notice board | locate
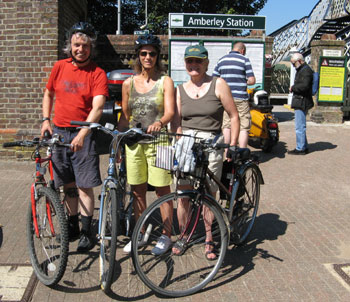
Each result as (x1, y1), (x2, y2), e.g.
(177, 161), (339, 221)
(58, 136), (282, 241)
(169, 38), (265, 88)
(318, 56), (347, 103)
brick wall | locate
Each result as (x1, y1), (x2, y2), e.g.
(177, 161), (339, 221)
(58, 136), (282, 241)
(0, 0), (86, 159)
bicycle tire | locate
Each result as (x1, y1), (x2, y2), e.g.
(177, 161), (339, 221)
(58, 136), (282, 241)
(26, 186), (68, 286)
(99, 184), (118, 292)
(132, 192), (228, 297)
(231, 164), (260, 245)
(118, 174), (134, 237)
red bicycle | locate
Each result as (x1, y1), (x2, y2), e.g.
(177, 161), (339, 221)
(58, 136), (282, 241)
(3, 133), (71, 286)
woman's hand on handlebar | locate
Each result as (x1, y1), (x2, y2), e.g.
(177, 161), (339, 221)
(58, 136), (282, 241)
(147, 121), (163, 133)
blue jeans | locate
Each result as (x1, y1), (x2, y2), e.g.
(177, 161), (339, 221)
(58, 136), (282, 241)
(294, 109), (308, 151)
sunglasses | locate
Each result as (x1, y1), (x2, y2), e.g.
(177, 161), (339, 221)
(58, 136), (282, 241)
(185, 58), (205, 64)
(140, 51), (157, 57)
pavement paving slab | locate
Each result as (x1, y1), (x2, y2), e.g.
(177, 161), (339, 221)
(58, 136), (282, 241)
(1, 106), (350, 301)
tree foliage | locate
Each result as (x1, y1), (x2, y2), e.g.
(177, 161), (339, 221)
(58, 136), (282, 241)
(87, 0), (267, 35)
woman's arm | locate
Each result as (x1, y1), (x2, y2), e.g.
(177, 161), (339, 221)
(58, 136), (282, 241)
(148, 76), (175, 132)
(118, 77), (131, 131)
(215, 78), (240, 146)
(171, 86), (182, 134)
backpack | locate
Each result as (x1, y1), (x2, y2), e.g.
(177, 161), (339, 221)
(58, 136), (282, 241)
(312, 72), (319, 96)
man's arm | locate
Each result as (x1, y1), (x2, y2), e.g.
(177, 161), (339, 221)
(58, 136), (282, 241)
(71, 94), (106, 152)
(41, 88), (54, 137)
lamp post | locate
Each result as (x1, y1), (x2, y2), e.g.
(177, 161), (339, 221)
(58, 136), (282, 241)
(140, 0), (148, 30)
(116, 0), (121, 35)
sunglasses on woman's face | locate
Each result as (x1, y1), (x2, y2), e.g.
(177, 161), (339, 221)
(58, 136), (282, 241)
(140, 51), (157, 57)
(185, 58), (204, 64)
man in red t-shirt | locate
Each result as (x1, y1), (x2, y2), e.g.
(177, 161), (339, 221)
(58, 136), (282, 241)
(41, 22), (108, 252)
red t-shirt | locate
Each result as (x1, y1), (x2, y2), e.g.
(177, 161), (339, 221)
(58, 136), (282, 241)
(46, 58), (109, 127)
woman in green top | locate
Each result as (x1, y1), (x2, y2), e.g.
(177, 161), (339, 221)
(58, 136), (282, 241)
(119, 34), (175, 255)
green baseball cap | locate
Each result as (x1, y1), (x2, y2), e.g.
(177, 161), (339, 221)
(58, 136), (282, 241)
(184, 45), (208, 59)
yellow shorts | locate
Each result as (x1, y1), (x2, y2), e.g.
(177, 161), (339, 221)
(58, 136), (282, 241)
(222, 99), (251, 131)
(125, 143), (173, 187)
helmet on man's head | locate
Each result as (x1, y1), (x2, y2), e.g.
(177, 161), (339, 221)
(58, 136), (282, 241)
(67, 22), (97, 40)
(135, 34), (162, 52)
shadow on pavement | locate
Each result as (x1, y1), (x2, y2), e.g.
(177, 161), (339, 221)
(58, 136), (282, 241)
(273, 110), (294, 123)
(308, 141), (337, 153)
(202, 213), (288, 293)
(0, 226), (2, 248)
(250, 140), (288, 163)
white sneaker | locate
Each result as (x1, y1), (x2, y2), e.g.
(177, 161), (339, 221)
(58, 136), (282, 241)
(123, 233), (147, 254)
(151, 234), (172, 256)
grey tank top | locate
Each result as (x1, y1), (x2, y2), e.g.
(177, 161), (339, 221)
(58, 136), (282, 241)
(179, 77), (224, 132)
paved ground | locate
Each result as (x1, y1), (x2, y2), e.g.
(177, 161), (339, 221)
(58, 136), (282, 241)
(1, 106), (350, 301)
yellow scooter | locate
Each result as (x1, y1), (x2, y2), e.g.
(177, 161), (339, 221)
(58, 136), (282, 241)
(248, 88), (279, 152)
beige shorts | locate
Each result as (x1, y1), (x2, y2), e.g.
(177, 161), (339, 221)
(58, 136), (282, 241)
(178, 130), (224, 193)
(222, 99), (251, 131)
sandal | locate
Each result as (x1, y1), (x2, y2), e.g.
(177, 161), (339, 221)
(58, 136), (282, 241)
(172, 238), (187, 256)
(205, 241), (217, 261)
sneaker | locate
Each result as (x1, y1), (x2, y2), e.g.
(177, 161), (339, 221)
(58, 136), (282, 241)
(287, 148), (308, 155)
(151, 234), (172, 256)
(77, 232), (94, 252)
(123, 233), (148, 254)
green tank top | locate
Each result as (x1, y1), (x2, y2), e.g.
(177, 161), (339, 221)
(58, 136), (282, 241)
(128, 75), (166, 128)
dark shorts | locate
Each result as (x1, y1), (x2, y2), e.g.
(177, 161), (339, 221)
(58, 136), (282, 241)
(51, 126), (102, 189)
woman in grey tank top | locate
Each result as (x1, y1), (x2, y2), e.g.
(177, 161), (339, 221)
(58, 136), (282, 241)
(171, 44), (240, 260)
(118, 34), (175, 255)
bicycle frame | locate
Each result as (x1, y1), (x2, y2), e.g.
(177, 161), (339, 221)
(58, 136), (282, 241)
(31, 145), (56, 238)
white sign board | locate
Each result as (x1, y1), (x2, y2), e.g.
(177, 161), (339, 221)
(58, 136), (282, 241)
(169, 39), (265, 88)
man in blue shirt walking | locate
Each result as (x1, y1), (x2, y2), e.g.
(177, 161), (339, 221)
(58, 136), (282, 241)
(213, 42), (255, 148)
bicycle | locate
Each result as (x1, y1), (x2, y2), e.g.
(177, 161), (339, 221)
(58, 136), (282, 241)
(131, 132), (264, 297)
(70, 120), (151, 293)
(2, 133), (72, 286)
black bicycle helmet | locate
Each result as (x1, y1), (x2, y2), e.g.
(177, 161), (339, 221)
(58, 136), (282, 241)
(68, 22), (97, 40)
(135, 34), (162, 51)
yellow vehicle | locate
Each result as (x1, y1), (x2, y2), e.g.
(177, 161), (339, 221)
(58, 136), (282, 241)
(248, 88), (279, 152)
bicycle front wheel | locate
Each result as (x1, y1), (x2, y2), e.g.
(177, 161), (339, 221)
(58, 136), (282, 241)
(132, 192), (228, 297)
(27, 186), (68, 286)
(231, 164), (260, 245)
(99, 184), (118, 292)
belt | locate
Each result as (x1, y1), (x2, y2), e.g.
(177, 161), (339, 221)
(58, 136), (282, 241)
(54, 126), (79, 132)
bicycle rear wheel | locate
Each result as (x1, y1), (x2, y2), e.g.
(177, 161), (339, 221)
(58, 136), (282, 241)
(231, 165), (260, 245)
(27, 186), (68, 286)
(132, 192), (228, 297)
(99, 184), (118, 292)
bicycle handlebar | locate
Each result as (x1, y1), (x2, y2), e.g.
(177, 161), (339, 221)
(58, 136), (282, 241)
(2, 134), (72, 149)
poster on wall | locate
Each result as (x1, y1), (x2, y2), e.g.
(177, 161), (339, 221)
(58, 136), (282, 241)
(318, 56), (347, 103)
(169, 39), (265, 88)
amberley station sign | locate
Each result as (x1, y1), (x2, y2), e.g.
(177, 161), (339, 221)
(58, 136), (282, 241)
(169, 13), (265, 30)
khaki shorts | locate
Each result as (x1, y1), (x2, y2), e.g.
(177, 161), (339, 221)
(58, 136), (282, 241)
(178, 130), (224, 193)
(222, 99), (251, 131)
(125, 142), (173, 187)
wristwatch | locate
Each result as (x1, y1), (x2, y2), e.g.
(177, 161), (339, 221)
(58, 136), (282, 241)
(42, 117), (50, 123)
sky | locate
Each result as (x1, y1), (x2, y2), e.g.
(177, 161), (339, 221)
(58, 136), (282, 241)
(259, 0), (321, 35)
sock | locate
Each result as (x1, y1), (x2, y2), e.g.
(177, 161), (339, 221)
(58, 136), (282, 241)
(80, 215), (92, 236)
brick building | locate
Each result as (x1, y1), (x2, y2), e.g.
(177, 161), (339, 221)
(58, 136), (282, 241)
(0, 0), (87, 159)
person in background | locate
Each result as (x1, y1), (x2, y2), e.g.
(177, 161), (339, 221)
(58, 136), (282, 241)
(171, 44), (239, 260)
(118, 34), (175, 255)
(213, 41), (255, 148)
(41, 22), (109, 252)
(288, 52), (314, 155)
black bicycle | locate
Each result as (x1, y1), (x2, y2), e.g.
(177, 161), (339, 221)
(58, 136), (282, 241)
(70, 120), (150, 293)
(3, 133), (71, 286)
(131, 132), (264, 297)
